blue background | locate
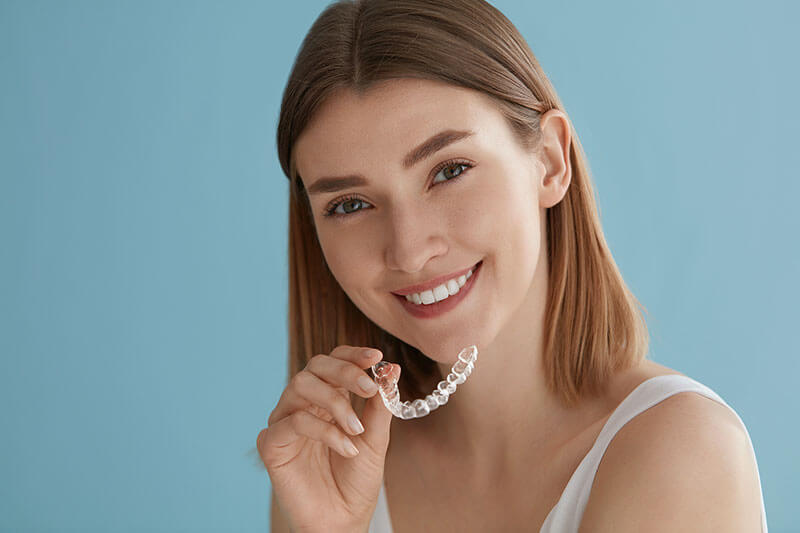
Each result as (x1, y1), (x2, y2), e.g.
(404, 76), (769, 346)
(1, 0), (797, 531)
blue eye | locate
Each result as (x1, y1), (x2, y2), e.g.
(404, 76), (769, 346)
(322, 159), (473, 218)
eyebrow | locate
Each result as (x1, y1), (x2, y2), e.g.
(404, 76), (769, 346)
(305, 128), (475, 196)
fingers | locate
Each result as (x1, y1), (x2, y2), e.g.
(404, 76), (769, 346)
(267, 347), (385, 439)
(259, 411), (360, 468)
(308, 349), (381, 399)
(293, 371), (369, 437)
(328, 345), (383, 371)
(258, 353), (400, 471)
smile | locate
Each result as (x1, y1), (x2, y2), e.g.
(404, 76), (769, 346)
(392, 260), (482, 319)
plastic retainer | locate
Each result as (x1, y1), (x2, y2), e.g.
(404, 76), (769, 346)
(370, 344), (478, 419)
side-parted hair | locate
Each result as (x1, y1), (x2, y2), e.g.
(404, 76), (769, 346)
(275, 0), (649, 410)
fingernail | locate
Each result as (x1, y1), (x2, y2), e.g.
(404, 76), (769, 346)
(358, 375), (378, 394)
(364, 349), (381, 359)
(348, 413), (365, 435)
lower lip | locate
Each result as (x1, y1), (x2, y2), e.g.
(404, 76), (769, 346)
(393, 260), (483, 319)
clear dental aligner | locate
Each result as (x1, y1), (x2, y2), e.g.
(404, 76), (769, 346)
(370, 345), (478, 419)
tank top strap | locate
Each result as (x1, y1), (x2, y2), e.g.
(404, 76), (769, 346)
(369, 479), (393, 532)
(540, 374), (768, 532)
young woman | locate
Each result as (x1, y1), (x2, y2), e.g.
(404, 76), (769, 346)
(256, 1), (768, 531)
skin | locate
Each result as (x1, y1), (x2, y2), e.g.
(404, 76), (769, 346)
(290, 77), (764, 531)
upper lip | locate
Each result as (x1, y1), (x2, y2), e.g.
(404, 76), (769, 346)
(391, 261), (480, 296)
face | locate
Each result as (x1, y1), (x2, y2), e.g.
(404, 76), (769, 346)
(293, 77), (569, 364)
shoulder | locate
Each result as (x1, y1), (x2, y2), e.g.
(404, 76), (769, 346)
(578, 389), (763, 533)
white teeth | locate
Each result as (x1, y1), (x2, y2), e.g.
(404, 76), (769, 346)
(432, 285), (449, 302)
(446, 279), (460, 295)
(404, 264), (478, 305)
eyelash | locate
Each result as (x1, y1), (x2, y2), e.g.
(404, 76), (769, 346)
(322, 158), (474, 219)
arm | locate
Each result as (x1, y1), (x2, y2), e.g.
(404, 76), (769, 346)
(271, 489), (292, 533)
(578, 392), (763, 532)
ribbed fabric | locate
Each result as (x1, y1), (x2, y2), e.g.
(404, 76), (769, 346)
(369, 374), (768, 532)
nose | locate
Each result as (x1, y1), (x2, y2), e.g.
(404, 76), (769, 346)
(383, 203), (448, 273)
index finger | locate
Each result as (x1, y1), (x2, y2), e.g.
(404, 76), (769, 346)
(328, 345), (383, 369)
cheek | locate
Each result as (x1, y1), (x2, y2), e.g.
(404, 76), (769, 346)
(316, 228), (373, 292)
(460, 171), (539, 252)
(504, 191), (541, 262)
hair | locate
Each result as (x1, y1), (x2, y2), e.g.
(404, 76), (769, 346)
(274, 0), (650, 413)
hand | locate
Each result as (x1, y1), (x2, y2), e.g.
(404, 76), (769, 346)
(256, 345), (400, 533)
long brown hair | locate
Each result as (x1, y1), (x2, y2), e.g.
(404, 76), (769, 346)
(275, 0), (649, 411)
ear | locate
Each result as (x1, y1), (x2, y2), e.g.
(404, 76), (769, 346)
(536, 109), (573, 209)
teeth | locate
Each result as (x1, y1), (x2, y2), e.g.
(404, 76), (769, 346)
(404, 264), (477, 305)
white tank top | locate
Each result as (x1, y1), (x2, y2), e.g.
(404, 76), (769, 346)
(368, 374), (768, 532)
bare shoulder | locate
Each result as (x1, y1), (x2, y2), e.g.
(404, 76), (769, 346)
(578, 387), (763, 533)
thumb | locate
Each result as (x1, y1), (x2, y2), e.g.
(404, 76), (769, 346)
(359, 363), (400, 454)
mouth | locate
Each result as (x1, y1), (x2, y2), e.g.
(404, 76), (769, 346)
(392, 260), (483, 319)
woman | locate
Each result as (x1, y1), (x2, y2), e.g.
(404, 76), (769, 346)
(256, 0), (768, 531)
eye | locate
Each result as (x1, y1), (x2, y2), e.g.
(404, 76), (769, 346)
(322, 193), (365, 218)
(322, 159), (474, 219)
(431, 160), (469, 185)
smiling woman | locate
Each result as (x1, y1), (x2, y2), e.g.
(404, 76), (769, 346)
(254, 1), (769, 532)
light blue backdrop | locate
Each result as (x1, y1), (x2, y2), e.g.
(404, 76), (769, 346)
(1, 0), (797, 531)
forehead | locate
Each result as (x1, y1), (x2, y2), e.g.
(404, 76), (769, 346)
(293, 78), (506, 181)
